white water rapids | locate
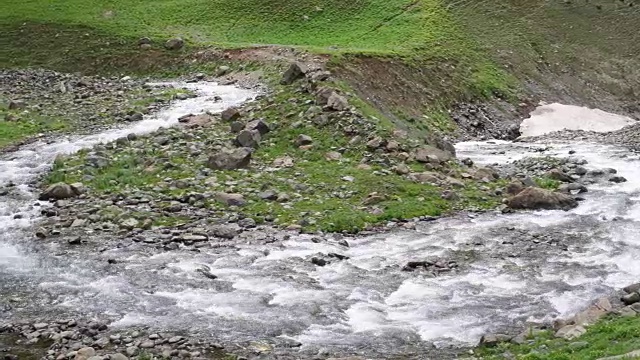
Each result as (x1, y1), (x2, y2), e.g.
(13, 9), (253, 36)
(1, 88), (640, 358)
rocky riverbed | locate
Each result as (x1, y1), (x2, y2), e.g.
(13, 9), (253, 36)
(2, 68), (640, 360)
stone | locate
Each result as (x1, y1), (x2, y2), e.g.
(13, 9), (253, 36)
(273, 156), (294, 167)
(555, 325), (586, 340)
(280, 62), (306, 85)
(245, 119), (270, 135)
(315, 87), (335, 105)
(479, 333), (512, 347)
(75, 347), (96, 360)
(8, 100), (26, 110)
(295, 134), (313, 146)
(168, 336), (183, 344)
(548, 169), (574, 182)
(622, 292), (640, 305)
(139, 340), (155, 348)
(558, 183), (588, 194)
(325, 151), (342, 161)
(573, 304), (608, 326)
(138, 37), (152, 45)
(230, 121), (245, 133)
(178, 113), (214, 127)
(326, 92), (349, 111)
(624, 283), (640, 294)
(39, 183), (80, 200)
(217, 65), (231, 76)
(164, 37), (184, 50)
(125, 347), (138, 356)
(410, 172), (441, 184)
(258, 190), (278, 201)
(392, 163), (411, 175)
(207, 148), (252, 170)
(311, 257), (327, 266)
(110, 354), (128, 360)
(93, 337), (110, 348)
(234, 130), (261, 148)
(609, 176), (628, 183)
(619, 306), (637, 317)
(506, 181), (525, 196)
(214, 192), (246, 206)
(238, 218), (257, 228)
(120, 218), (139, 230)
(366, 137), (385, 150)
(221, 107), (241, 122)
(210, 225), (239, 239)
(506, 187), (578, 210)
(595, 297), (613, 311)
(414, 145), (454, 163)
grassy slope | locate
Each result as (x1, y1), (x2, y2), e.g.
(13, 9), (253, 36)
(2, 0), (463, 54)
(477, 315), (640, 360)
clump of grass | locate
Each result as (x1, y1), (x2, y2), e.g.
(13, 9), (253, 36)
(476, 315), (640, 360)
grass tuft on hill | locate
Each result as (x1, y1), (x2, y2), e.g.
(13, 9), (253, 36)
(477, 315), (640, 360)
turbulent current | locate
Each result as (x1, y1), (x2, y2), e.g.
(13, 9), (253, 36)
(1, 87), (640, 358)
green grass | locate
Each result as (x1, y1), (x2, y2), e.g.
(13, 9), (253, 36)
(0, 108), (66, 148)
(2, 0), (466, 54)
(45, 79), (505, 233)
(477, 315), (640, 360)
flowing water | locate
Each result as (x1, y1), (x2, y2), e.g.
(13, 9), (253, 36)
(1, 90), (640, 358)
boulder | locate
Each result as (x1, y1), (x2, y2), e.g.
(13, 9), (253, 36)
(555, 325), (586, 340)
(327, 92), (349, 111)
(138, 37), (152, 45)
(177, 113), (214, 127)
(206, 148), (252, 170)
(75, 347), (96, 360)
(234, 130), (261, 148)
(210, 224), (239, 239)
(315, 87), (335, 105)
(214, 192), (246, 206)
(280, 62), (306, 85)
(164, 37), (184, 50)
(505, 181), (525, 196)
(8, 100), (26, 110)
(506, 187), (578, 210)
(410, 171), (442, 184)
(230, 121), (245, 133)
(548, 169), (574, 183)
(221, 107), (241, 122)
(558, 183), (588, 194)
(622, 292), (640, 305)
(295, 134), (313, 146)
(414, 145), (454, 163)
(39, 183), (82, 200)
(479, 333), (512, 347)
(245, 119), (270, 135)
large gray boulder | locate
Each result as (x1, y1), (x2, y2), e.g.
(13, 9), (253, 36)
(414, 145), (455, 163)
(506, 187), (578, 210)
(206, 148), (252, 170)
(280, 63), (306, 85)
(39, 182), (83, 200)
(234, 130), (261, 148)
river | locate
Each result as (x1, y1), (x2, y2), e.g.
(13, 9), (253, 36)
(1, 86), (639, 358)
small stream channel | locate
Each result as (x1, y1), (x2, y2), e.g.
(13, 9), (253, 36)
(1, 87), (640, 358)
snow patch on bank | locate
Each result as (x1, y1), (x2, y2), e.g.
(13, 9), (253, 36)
(520, 103), (635, 137)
